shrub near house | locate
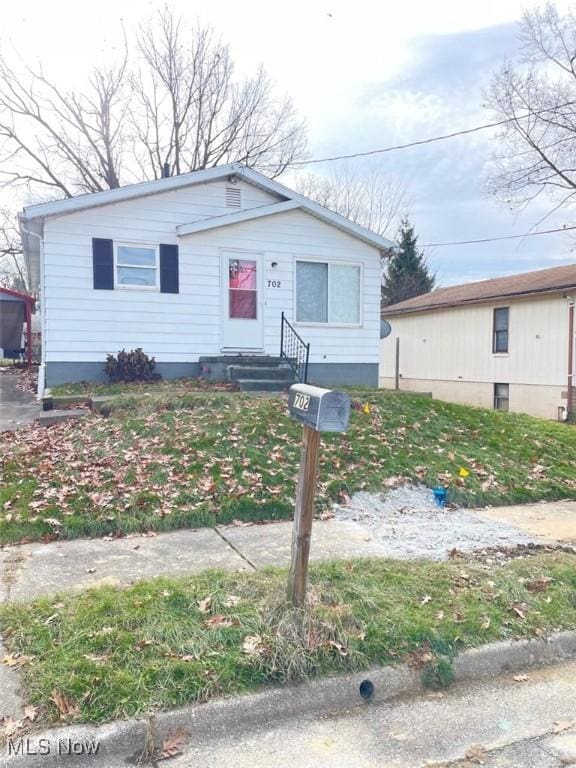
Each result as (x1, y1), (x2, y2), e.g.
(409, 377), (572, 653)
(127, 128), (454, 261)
(104, 349), (161, 383)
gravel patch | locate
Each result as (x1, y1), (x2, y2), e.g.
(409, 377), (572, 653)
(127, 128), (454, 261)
(332, 485), (546, 560)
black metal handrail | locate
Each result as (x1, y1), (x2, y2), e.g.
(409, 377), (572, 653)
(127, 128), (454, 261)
(280, 312), (310, 383)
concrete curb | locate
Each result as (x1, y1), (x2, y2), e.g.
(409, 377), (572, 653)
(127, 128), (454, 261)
(3, 630), (576, 766)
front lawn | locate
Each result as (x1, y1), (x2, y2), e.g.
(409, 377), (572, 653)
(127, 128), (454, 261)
(1, 553), (575, 726)
(1, 388), (576, 544)
(51, 377), (237, 396)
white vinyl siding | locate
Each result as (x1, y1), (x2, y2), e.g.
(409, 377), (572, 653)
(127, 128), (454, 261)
(42, 182), (382, 367)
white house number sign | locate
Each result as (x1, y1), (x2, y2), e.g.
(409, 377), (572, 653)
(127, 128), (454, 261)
(292, 392), (311, 412)
(267, 280), (282, 288)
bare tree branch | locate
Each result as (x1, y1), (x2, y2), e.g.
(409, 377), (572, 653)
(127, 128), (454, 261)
(486, 3), (576, 213)
(294, 164), (407, 237)
(0, 208), (28, 292)
(132, 8), (307, 179)
(0, 9), (307, 201)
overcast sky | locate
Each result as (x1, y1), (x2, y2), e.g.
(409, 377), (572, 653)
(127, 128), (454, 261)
(3, 0), (576, 286)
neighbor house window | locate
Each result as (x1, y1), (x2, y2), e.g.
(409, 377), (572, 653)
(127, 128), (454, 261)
(493, 307), (509, 353)
(115, 244), (158, 288)
(296, 261), (361, 324)
(494, 383), (509, 411)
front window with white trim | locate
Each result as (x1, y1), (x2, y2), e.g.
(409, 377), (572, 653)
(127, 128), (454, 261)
(296, 261), (361, 324)
(115, 244), (158, 288)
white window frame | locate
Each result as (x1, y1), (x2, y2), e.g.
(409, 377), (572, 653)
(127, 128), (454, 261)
(114, 242), (160, 291)
(294, 258), (363, 327)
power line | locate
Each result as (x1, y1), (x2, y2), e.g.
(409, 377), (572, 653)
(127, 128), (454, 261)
(285, 100), (576, 167)
(422, 224), (576, 248)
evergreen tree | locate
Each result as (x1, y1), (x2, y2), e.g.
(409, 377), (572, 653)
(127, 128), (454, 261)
(382, 219), (435, 306)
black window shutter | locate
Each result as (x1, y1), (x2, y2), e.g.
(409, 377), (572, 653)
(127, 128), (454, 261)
(92, 238), (114, 290)
(160, 244), (179, 294)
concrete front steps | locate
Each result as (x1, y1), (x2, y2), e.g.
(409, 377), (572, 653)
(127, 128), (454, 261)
(39, 393), (91, 426)
(199, 355), (295, 392)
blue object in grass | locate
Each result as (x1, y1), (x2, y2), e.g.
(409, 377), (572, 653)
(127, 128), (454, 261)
(433, 487), (447, 507)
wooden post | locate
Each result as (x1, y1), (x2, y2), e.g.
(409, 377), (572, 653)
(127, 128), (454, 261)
(287, 425), (321, 607)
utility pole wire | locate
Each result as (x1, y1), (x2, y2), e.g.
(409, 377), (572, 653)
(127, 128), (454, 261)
(421, 224), (576, 248)
(273, 100), (576, 168)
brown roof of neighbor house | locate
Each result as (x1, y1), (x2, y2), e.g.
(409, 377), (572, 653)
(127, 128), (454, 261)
(382, 262), (576, 316)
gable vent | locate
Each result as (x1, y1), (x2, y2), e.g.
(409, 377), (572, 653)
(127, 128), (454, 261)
(226, 186), (241, 208)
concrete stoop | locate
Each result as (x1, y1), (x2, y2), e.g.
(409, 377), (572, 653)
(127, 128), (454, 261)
(38, 390), (91, 427)
(2, 631), (576, 767)
(199, 355), (295, 392)
(37, 408), (89, 427)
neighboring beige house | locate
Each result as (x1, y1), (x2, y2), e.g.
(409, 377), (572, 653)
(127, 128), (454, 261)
(380, 263), (576, 421)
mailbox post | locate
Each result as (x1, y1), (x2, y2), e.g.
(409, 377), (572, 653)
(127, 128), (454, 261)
(286, 384), (351, 607)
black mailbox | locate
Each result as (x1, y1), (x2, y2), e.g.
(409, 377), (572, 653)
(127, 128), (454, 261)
(288, 384), (351, 433)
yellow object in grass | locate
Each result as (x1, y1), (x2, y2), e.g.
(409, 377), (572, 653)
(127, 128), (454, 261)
(458, 467), (470, 478)
(362, 403), (371, 414)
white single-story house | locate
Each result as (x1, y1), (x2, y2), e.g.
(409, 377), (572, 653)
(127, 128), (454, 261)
(19, 163), (394, 393)
(380, 264), (576, 421)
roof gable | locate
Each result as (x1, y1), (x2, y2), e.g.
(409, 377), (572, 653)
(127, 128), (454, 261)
(20, 163), (395, 252)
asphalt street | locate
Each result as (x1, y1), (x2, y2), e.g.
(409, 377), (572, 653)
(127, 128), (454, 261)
(163, 661), (576, 768)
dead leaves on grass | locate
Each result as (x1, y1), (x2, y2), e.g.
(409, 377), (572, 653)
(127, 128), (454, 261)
(0, 705), (39, 738)
(0, 398), (291, 533)
(2, 653), (33, 668)
(526, 576), (553, 593)
(50, 690), (79, 719)
(197, 596), (212, 613)
(3, 389), (576, 543)
(242, 635), (265, 657)
(203, 614), (238, 629)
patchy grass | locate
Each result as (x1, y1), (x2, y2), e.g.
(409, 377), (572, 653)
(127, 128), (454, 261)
(51, 377), (238, 396)
(1, 553), (575, 727)
(1, 389), (576, 544)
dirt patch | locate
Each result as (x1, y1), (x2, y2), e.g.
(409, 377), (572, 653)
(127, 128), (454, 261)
(332, 485), (555, 561)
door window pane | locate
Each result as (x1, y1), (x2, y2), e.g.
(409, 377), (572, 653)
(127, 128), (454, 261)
(330, 265), (360, 323)
(296, 262), (328, 322)
(229, 260), (256, 289)
(229, 259), (257, 319)
(230, 290), (257, 319)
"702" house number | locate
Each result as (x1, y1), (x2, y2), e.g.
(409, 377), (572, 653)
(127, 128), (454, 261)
(292, 392), (311, 411)
(267, 280), (282, 288)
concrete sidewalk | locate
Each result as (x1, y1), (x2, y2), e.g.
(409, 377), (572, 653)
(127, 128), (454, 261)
(2, 501), (575, 605)
(478, 500), (576, 542)
(0, 371), (39, 432)
(0, 520), (386, 604)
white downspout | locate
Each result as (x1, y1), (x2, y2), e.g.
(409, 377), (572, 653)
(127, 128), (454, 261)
(20, 224), (46, 400)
